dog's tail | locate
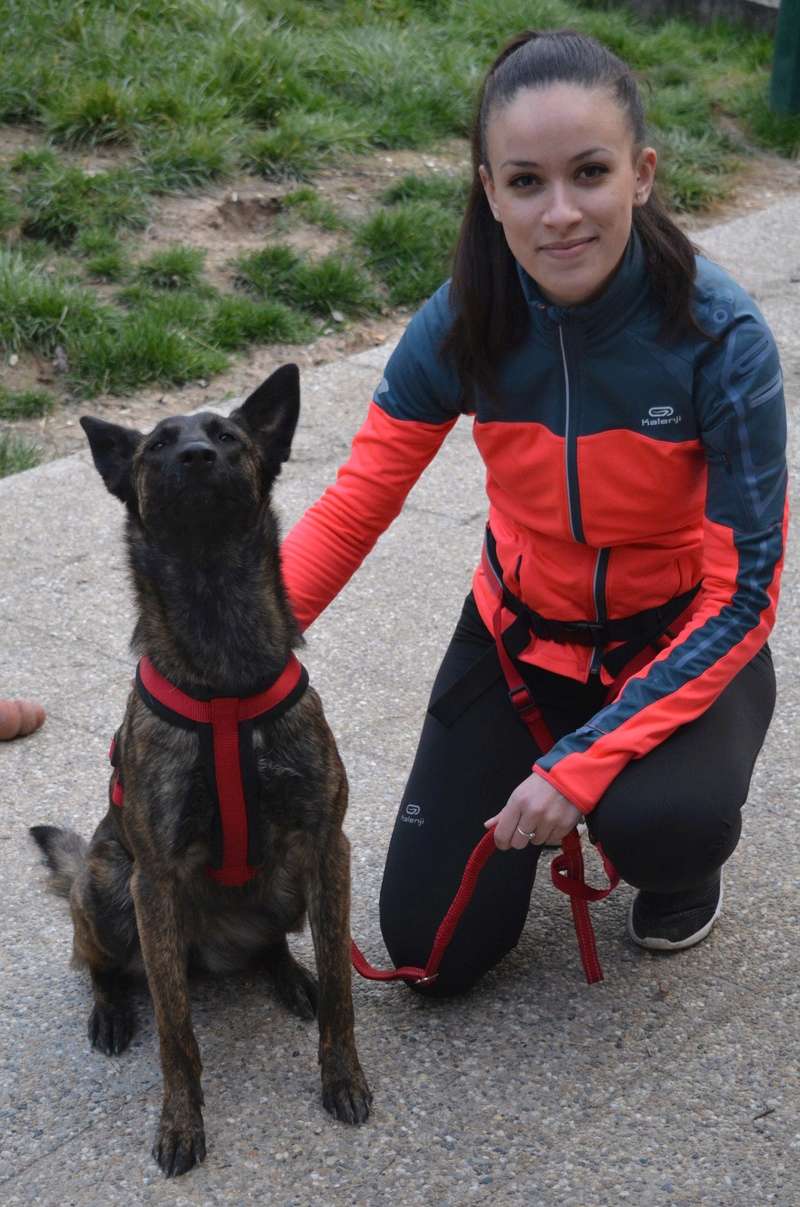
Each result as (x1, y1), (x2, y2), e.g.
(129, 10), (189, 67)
(30, 825), (87, 897)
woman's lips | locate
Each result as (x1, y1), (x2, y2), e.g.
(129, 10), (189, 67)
(540, 237), (596, 259)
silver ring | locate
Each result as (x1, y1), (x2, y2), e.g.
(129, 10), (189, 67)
(516, 825), (536, 840)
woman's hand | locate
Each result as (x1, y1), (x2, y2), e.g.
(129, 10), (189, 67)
(485, 771), (581, 850)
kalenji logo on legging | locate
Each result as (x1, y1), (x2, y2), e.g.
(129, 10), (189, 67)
(401, 803), (425, 826)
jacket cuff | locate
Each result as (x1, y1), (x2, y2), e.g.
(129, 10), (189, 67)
(531, 764), (594, 816)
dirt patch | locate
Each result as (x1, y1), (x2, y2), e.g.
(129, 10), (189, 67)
(133, 140), (470, 288)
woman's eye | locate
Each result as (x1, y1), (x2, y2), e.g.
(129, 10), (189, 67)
(510, 174), (538, 189)
(578, 164), (608, 181)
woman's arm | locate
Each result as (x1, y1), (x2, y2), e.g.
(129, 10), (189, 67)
(281, 283), (463, 630)
(534, 311), (788, 814)
(281, 402), (456, 629)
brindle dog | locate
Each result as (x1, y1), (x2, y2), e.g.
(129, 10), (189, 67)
(30, 364), (371, 1177)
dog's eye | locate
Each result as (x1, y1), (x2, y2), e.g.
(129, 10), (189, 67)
(217, 431), (236, 443)
(148, 440), (166, 452)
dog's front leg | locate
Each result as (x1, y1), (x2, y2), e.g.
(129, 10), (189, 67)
(131, 868), (206, 1176)
(307, 826), (372, 1125)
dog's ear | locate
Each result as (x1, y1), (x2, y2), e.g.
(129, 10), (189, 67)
(80, 416), (143, 504)
(230, 364), (300, 476)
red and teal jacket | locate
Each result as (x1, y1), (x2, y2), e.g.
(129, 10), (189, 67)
(281, 232), (788, 814)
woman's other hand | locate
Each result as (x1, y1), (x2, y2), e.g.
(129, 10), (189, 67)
(485, 771), (581, 849)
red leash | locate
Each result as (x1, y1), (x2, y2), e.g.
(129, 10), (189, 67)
(351, 531), (638, 987)
(352, 596), (620, 987)
(351, 828), (498, 986)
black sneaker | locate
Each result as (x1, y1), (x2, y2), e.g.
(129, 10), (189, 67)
(627, 873), (723, 951)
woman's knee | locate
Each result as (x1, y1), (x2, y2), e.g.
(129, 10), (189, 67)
(590, 784), (743, 892)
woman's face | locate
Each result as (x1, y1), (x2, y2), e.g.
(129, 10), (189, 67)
(480, 83), (657, 308)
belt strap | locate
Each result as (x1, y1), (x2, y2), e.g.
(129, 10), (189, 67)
(482, 526), (700, 676)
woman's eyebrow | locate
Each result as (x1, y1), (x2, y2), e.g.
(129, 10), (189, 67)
(499, 146), (612, 169)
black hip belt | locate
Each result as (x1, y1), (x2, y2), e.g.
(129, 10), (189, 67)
(482, 526), (700, 678)
(431, 530), (700, 731)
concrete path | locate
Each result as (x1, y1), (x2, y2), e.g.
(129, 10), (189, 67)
(1, 196), (799, 1206)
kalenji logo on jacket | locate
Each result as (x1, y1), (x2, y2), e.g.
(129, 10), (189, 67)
(642, 405), (682, 427)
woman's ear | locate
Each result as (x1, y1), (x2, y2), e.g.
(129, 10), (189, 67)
(479, 164), (501, 221)
(633, 146), (658, 207)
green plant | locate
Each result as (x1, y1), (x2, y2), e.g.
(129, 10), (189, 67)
(139, 126), (239, 192)
(136, 245), (206, 289)
(43, 79), (138, 147)
(282, 187), (346, 231)
(731, 82), (800, 158)
(356, 200), (458, 306)
(67, 311), (228, 396)
(0, 252), (113, 354)
(381, 173), (469, 212)
(0, 181), (20, 235)
(0, 387), (55, 419)
(9, 148), (59, 175)
(205, 295), (313, 350)
(21, 167), (149, 247)
(0, 432), (42, 476)
(242, 111), (369, 179)
(235, 245), (378, 316)
(654, 128), (738, 212)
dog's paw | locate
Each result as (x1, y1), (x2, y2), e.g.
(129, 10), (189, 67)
(152, 1109), (206, 1178)
(88, 1003), (134, 1056)
(273, 958), (318, 1021)
(322, 1066), (372, 1126)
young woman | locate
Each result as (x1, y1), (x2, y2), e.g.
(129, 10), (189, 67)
(280, 30), (786, 995)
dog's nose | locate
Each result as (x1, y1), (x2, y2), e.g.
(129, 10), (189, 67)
(179, 442), (217, 468)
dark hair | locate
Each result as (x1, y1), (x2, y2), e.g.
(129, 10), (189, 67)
(443, 29), (701, 400)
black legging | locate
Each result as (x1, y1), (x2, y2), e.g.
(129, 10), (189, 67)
(379, 593), (776, 996)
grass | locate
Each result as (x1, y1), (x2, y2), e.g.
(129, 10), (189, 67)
(0, 178), (20, 234)
(139, 125), (241, 192)
(67, 312), (230, 396)
(0, 0), (796, 476)
(381, 174), (470, 211)
(0, 432), (42, 477)
(76, 229), (132, 282)
(0, 252), (113, 354)
(241, 112), (370, 180)
(205, 295), (314, 350)
(20, 165), (149, 247)
(0, 386), (55, 419)
(356, 201), (460, 306)
(235, 246), (379, 317)
(282, 187), (347, 231)
(0, 0), (794, 178)
(136, 246), (207, 290)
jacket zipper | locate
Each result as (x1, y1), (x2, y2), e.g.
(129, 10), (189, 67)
(590, 547), (609, 674)
(558, 320), (604, 671)
(558, 324), (585, 543)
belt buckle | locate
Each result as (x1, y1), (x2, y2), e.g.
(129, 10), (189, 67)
(561, 620), (606, 646)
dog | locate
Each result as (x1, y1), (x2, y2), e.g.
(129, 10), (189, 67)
(30, 364), (371, 1177)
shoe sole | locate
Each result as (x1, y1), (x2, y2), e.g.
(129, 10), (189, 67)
(627, 875), (724, 951)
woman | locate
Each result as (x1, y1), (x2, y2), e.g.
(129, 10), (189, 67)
(281, 30), (786, 995)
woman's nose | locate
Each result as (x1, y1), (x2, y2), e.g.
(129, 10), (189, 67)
(542, 183), (582, 228)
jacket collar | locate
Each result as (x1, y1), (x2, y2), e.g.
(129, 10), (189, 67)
(517, 228), (652, 342)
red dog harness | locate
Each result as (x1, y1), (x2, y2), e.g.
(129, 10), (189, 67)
(109, 655), (308, 887)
